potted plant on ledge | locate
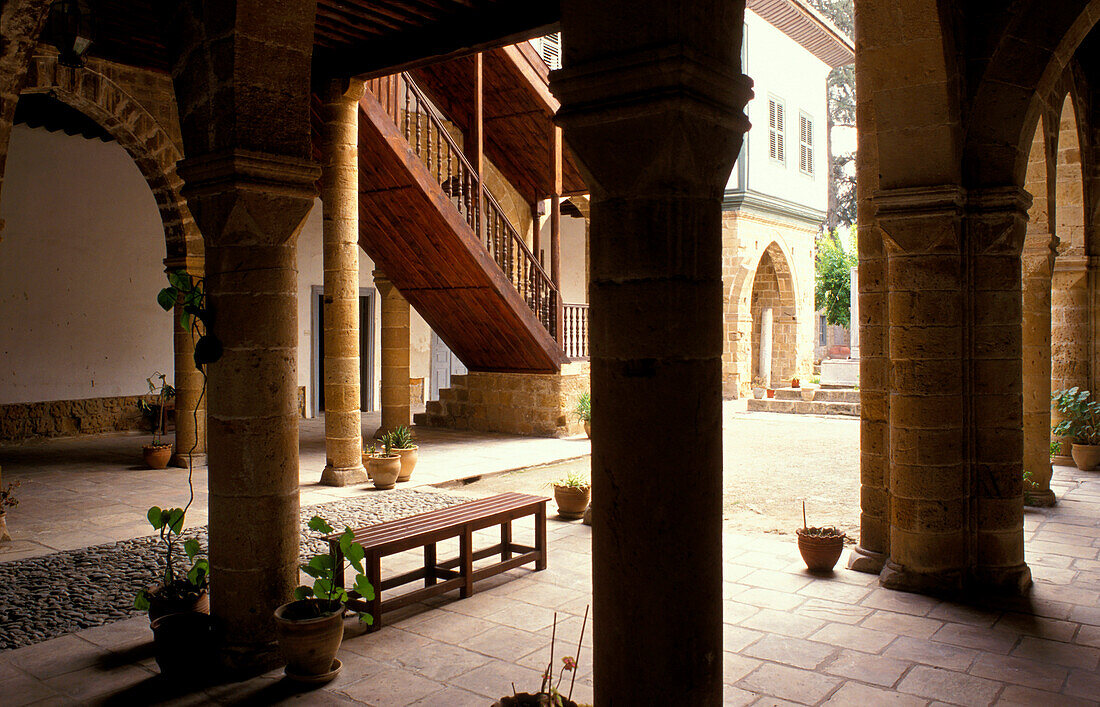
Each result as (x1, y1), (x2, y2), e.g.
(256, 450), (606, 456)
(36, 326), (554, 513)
(274, 515), (374, 683)
(1052, 387), (1100, 470)
(574, 391), (591, 438)
(367, 439), (401, 489)
(551, 470), (591, 520)
(140, 371), (175, 469)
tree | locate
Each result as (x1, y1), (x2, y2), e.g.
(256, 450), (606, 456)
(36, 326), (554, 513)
(815, 229), (857, 327)
(807, 0), (856, 230)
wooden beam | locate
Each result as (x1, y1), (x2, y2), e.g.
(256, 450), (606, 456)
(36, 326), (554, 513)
(313, 1), (560, 80)
(551, 125), (563, 344)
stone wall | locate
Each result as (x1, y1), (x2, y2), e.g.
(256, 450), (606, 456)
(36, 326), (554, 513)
(0, 394), (160, 442)
(417, 362), (589, 437)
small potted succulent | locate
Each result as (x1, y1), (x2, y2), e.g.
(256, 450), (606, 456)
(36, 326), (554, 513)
(274, 516), (374, 682)
(0, 477), (19, 543)
(574, 391), (591, 438)
(752, 376), (766, 400)
(140, 371), (175, 469)
(367, 439), (401, 489)
(1052, 388), (1100, 470)
(551, 470), (591, 520)
(796, 502), (845, 572)
(384, 426), (419, 482)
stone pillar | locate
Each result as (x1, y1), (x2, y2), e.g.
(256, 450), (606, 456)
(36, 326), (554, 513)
(552, 1), (752, 700)
(759, 307), (774, 386)
(319, 78), (367, 487)
(170, 0), (319, 670)
(165, 256), (207, 468)
(849, 26), (889, 574)
(1051, 257), (1089, 464)
(1022, 239), (1057, 505)
(849, 265), (860, 357)
(374, 271), (411, 436)
(967, 188), (1031, 592)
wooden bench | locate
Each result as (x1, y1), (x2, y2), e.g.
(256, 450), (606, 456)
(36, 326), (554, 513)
(326, 492), (548, 631)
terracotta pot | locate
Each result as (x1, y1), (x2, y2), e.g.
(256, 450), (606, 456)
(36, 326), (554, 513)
(370, 455), (401, 489)
(0, 511), (10, 542)
(494, 694), (579, 707)
(147, 585), (210, 624)
(766, 389), (775, 399)
(393, 445), (419, 482)
(1071, 443), (1100, 471)
(752, 387), (765, 399)
(151, 611), (218, 678)
(553, 485), (591, 519)
(801, 388), (815, 402)
(274, 599), (345, 681)
(796, 530), (845, 572)
(583, 421), (591, 438)
(143, 444), (173, 470)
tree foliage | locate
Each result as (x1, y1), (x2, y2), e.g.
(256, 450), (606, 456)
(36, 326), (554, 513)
(815, 229), (857, 327)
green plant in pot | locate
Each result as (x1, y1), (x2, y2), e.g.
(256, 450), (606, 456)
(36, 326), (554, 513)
(274, 515), (374, 682)
(135, 507), (210, 621)
(574, 391), (591, 438)
(1052, 387), (1100, 470)
(369, 437), (401, 489)
(551, 470), (590, 520)
(387, 425), (418, 482)
(140, 372), (175, 469)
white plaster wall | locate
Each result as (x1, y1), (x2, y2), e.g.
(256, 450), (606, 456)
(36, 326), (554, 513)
(0, 125), (172, 403)
(732, 10), (831, 212)
(537, 212), (587, 304)
(295, 201), (431, 417)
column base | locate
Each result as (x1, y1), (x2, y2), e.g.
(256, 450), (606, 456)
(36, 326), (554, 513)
(171, 452), (208, 469)
(973, 563), (1032, 596)
(320, 463), (368, 487)
(217, 641), (284, 679)
(1024, 488), (1057, 507)
(879, 560), (964, 595)
(1053, 455), (1075, 467)
(847, 544), (886, 574)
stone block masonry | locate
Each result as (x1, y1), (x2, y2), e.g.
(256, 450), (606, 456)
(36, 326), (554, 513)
(416, 362), (589, 437)
(0, 395), (159, 442)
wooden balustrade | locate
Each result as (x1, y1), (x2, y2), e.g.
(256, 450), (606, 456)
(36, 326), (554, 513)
(562, 303), (589, 360)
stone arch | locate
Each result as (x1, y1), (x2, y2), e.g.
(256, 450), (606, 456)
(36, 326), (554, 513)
(17, 54), (200, 259)
(747, 241), (798, 389)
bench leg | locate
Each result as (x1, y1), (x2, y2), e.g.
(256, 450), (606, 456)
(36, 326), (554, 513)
(535, 504), (547, 571)
(331, 541), (346, 592)
(460, 527), (474, 598)
(424, 543), (437, 587)
(367, 550), (383, 633)
(501, 521), (512, 561)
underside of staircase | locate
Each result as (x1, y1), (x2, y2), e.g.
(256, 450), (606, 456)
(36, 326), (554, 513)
(350, 74), (565, 374)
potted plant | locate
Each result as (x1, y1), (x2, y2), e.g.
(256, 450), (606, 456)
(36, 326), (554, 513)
(574, 391), (591, 438)
(274, 515), (374, 682)
(494, 610), (588, 707)
(368, 439), (401, 489)
(140, 371), (175, 469)
(766, 388), (776, 398)
(0, 478), (19, 543)
(134, 507), (210, 621)
(752, 376), (765, 399)
(1052, 387), (1100, 470)
(796, 503), (845, 572)
(791, 377), (800, 388)
(801, 385), (815, 403)
(551, 470), (590, 520)
(385, 426), (419, 482)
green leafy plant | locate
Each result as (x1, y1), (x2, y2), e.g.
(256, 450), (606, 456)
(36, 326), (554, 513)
(134, 506), (208, 610)
(387, 425), (416, 449)
(294, 516), (375, 624)
(1, 480), (21, 512)
(573, 391), (591, 423)
(139, 371), (175, 446)
(1051, 440), (1061, 460)
(375, 435), (396, 457)
(1052, 388), (1100, 445)
(1023, 469), (1038, 505)
(158, 269), (223, 370)
(815, 228), (857, 327)
(552, 470), (590, 491)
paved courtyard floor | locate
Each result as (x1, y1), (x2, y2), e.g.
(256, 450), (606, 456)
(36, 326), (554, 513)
(2, 407), (1100, 705)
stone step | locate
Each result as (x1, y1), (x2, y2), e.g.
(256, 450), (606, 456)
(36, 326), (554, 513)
(746, 398), (860, 417)
(425, 400), (443, 415)
(812, 388), (860, 403)
(412, 412), (428, 426)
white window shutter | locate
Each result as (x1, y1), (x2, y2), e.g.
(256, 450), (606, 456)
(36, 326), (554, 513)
(540, 33), (561, 71)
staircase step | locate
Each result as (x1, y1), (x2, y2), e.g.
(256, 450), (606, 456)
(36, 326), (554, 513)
(412, 412), (427, 426)
(746, 398), (860, 417)
(426, 400), (442, 415)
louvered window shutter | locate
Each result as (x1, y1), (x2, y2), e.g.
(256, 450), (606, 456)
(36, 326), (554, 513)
(540, 33), (562, 70)
(799, 115), (813, 175)
(769, 99), (785, 162)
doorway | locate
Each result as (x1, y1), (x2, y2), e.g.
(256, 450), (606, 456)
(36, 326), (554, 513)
(312, 287), (375, 415)
(429, 330), (467, 401)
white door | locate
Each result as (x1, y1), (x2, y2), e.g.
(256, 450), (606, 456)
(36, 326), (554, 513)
(429, 331), (467, 400)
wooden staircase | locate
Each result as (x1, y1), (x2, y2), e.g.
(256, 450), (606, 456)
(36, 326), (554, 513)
(351, 73), (565, 373)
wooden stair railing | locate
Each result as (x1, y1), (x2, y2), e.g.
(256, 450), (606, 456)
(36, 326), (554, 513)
(364, 73), (559, 339)
(562, 303), (589, 360)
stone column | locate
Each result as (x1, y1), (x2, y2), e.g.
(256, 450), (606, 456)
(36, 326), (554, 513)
(319, 78), (367, 487)
(1051, 256), (1090, 464)
(164, 256), (207, 468)
(374, 271), (411, 436)
(876, 186), (969, 594)
(849, 265), (860, 357)
(967, 188), (1031, 593)
(759, 307), (774, 386)
(1022, 239), (1057, 505)
(553, 1), (751, 700)
(169, 0), (319, 671)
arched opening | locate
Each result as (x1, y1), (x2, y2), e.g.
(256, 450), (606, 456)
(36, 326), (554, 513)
(749, 242), (797, 388)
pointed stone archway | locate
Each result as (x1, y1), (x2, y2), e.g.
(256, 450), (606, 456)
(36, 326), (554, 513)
(748, 242), (799, 389)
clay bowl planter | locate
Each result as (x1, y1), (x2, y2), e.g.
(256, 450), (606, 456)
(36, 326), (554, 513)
(146, 583), (210, 623)
(766, 389), (776, 399)
(370, 455), (401, 489)
(1071, 443), (1100, 471)
(796, 527), (846, 572)
(274, 599), (345, 683)
(143, 443), (173, 470)
(553, 485), (591, 520)
(752, 387), (765, 399)
(151, 611), (217, 678)
(393, 445), (419, 482)
(801, 387), (816, 403)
